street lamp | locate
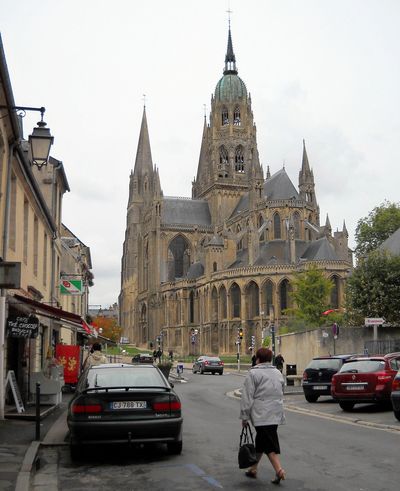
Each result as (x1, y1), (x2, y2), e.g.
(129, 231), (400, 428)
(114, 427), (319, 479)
(0, 105), (54, 169)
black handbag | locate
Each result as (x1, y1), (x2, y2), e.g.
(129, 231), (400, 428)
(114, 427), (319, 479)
(238, 425), (258, 469)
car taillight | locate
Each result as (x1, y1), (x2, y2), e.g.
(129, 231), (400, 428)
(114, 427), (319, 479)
(302, 372), (308, 381)
(204, 361), (209, 365)
(392, 378), (400, 391)
(153, 401), (181, 411)
(72, 403), (102, 414)
(331, 376), (336, 391)
(376, 372), (392, 383)
(219, 361), (224, 366)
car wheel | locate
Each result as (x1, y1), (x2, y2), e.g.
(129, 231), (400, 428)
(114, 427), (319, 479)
(70, 444), (83, 460)
(192, 367), (196, 373)
(219, 371), (223, 375)
(200, 368), (204, 374)
(394, 410), (400, 422)
(305, 394), (319, 403)
(339, 401), (355, 411)
(167, 441), (183, 455)
(212, 372), (215, 375)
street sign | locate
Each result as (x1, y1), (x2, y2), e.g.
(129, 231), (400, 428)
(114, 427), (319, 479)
(60, 279), (83, 295)
(365, 318), (385, 326)
(7, 315), (39, 338)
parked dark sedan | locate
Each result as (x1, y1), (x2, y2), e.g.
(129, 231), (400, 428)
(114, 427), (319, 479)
(331, 353), (400, 411)
(192, 356), (224, 375)
(390, 368), (400, 421)
(131, 353), (154, 364)
(302, 354), (354, 402)
(67, 363), (183, 458)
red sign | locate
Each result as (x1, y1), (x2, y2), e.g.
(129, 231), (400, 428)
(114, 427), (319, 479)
(56, 345), (81, 384)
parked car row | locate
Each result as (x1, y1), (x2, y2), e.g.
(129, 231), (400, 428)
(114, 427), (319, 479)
(302, 352), (400, 422)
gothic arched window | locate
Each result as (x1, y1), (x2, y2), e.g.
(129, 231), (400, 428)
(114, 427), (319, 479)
(167, 235), (191, 281)
(235, 145), (245, 173)
(280, 279), (290, 313)
(258, 214), (265, 242)
(236, 224), (243, 251)
(220, 285), (227, 319)
(230, 283), (241, 318)
(219, 146), (228, 164)
(233, 106), (241, 126)
(293, 212), (301, 239)
(221, 107), (229, 126)
(330, 276), (339, 309)
(273, 213), (281, 239)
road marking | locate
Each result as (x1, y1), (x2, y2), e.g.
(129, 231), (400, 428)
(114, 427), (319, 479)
(185, 464), (223, 488)
(285, 405), (400, 435)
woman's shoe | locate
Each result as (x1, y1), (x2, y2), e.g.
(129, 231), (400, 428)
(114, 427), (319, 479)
(271, 469), (286, 485)
(245, 470), (257, 479)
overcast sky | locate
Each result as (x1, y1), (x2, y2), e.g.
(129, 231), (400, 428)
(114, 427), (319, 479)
(2, 0), (399, 308)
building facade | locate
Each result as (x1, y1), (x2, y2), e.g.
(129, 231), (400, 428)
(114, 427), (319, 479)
(119, 29), (352, 356)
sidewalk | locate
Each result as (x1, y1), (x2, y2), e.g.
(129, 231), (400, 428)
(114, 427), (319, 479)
(0, 395), (72, 491)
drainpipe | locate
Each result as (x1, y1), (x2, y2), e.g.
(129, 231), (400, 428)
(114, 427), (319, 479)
(0, 140), (16, 420)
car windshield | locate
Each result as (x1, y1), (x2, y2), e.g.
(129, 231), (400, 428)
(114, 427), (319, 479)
(339, 360), (385, 374)
(306, 359), (342, 370)
(87, 367), (167, 388)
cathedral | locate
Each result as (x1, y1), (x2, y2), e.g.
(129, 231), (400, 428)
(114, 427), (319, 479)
(119, 28), (352, 356)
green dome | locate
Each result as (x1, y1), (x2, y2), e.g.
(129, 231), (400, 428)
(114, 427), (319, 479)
(215, 74), (247, 102)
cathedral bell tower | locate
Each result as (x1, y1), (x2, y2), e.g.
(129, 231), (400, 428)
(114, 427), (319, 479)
(192, 27), (263, 225)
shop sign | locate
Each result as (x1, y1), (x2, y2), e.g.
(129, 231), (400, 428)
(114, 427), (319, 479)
(6, 315), (39, 338)
(60, 279), (83, 295)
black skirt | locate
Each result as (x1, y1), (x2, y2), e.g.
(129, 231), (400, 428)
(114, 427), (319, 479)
(254, 425), (280, 455)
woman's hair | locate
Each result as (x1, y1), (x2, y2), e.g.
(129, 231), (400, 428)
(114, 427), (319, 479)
(256, 347), (273, 363)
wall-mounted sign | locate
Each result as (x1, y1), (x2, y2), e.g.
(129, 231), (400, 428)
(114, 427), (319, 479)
(0, 261), (21, 288)
(7, 315), (39, 338)
(60, 279), (83, 295)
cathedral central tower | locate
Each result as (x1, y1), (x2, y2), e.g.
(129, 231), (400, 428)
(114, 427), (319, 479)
(192, 27), (263, 225)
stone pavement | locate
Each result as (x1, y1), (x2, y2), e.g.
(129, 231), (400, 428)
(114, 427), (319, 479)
(0, 396), (72, 491)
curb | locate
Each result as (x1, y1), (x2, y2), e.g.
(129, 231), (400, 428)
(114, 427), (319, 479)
(15, 441), (40, 491)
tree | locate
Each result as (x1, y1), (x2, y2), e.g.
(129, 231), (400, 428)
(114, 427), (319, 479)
(92, 316), (122, 342)
(355, 201), (400, 258)
(346, 250), (400, 325)
(285, 266), (333, 327)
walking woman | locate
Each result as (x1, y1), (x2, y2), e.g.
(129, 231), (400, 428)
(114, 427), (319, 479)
(239, 347), (286, 484)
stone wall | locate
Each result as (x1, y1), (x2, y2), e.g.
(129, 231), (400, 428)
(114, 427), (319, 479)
(279, 325), (400, 375)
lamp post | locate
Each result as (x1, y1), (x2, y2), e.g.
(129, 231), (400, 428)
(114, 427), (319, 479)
(0, 105), (54, 169)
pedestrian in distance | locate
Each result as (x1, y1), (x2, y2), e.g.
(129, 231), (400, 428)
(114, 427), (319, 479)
(84, 342), (108, 368)
(169, 349), (174, 362)
(156, 349), (162, 363)
(239, 347), (286, 484)
(275, 353), (284, 373)
(251, 353), (257, 367)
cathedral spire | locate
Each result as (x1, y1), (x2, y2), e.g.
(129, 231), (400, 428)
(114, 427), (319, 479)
(133, 107), (153, 177)
(301, 139), (311, 174)
(224, 27), (238, 75)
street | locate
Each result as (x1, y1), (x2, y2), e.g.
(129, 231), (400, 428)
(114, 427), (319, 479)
(33, 370), (399, 490)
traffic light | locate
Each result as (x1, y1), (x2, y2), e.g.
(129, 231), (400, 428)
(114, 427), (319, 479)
(239, 328), (243, 340)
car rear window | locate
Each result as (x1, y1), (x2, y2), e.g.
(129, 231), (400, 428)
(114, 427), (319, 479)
(206, 357), (221, 362)
(87, 367), (167, 388)
(339, 360), (385, 373)
(306, 359), (342, 370)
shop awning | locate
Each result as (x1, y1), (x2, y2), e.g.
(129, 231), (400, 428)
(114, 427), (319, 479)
(10, 294), (93, 335)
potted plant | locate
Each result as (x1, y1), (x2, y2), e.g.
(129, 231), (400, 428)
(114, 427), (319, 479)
(158, 360), (173, 380)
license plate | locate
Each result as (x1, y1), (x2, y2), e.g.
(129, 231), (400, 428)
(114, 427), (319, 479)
(346, 386), (364, 391)
(313, 386), (327, 390)
(111, 401), (147, 410)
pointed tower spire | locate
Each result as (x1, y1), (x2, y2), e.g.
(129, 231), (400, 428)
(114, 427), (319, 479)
(266, 165), (271, 179)
(342, 220), (348, 237)
(224, 27), (238, 75)
(133, 107), (153, 177)
(192, 116), (210, 197)
(325, 214), (331, 232)
(301, 139), (311, 174)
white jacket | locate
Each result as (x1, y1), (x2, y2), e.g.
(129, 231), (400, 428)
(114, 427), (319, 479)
(239, 363), (285, 426)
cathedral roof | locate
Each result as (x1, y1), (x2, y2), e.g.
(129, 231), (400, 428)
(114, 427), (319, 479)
(186, 261), (205, 279)
(228, 237), (340, 269)
(215, 74), (247, 102)
(300, 237), (339, 261)
(161, 198), (211, 226)
(230, 168), (300, 218)
(264, 168), (300, 200)
(379, 227), (400, 256)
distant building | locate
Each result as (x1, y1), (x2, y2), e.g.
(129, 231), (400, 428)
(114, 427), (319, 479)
(119, 28), (352, 355)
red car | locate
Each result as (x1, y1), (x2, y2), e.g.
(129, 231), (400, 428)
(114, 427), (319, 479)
(331, 352), (400, 411)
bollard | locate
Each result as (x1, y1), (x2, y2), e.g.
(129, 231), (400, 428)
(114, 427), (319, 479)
(35, 382), (41, 441)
